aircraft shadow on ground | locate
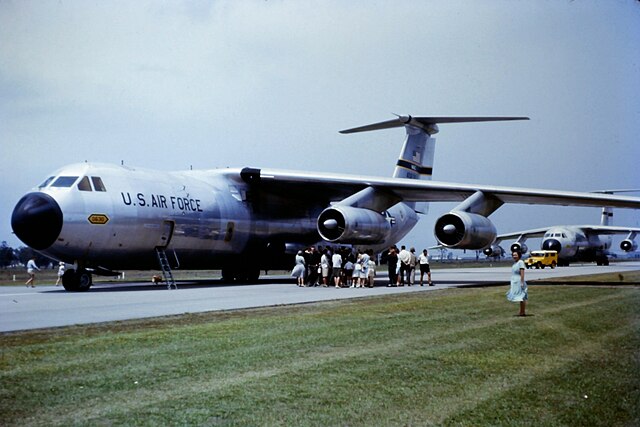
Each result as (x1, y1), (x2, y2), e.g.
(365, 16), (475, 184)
(41, 277), (298, 293)
(60, 279), (509, 293)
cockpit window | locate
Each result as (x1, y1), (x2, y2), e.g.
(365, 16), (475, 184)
(91, 176), (106, 192)
(38, 176), (55, 188)
(51, 176), (79, 188)
(77, 176), (92, 191)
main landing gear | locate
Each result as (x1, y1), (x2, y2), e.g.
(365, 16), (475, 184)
(62, 268), (93, 292)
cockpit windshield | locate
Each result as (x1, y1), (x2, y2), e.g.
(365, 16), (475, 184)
(77, 176), (92, 191)
(76, 176), (108, 192)
(51, 176), (79, 188)
(91, 176), (106, 191)
(38, 174), (107, 191)
(38, 176), (55, 188)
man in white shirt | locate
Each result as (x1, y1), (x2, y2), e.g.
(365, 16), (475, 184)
(419, 249), (433, 286)
(332, 250), (343, 288)
(397, 246), (411, 286)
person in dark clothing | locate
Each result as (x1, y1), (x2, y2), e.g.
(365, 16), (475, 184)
(306, 246), (321, 286)
(386, 247), (398, 287)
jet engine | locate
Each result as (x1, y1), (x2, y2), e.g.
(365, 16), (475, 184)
(483, 244), (504, 257)
(317, 206), (390, 243)
(510, 242), (529, 255)
(620, 239), (638, 252)
(434, 212), (496, 249)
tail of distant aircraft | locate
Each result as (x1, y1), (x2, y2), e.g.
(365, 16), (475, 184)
(340, 115), (529, 214)
(593, 190), (640, 226)
(601, 207), (613, 226)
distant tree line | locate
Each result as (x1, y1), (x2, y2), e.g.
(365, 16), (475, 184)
(0, 241), (57, 269)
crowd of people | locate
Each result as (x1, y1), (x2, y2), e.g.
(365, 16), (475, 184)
(291, 245), (433, 288)
(291, 246), (377, 288)
(385, 245), (433, 287)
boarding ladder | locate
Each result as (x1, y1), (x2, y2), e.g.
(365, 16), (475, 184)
(155, 247), (177, 290)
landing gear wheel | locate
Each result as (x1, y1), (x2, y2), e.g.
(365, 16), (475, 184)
(247, 268), (261, 282)
(221, 267), (235, 283)
(62, 269), (93, 292)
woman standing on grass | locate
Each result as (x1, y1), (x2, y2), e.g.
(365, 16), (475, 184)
(507, 250), (528, 316)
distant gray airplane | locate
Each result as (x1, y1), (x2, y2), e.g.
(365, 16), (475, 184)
(483, 205), (640, 266)
(11, 115), (640, 290)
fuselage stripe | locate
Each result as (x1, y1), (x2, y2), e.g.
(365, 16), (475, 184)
(396, 160), (432, 175)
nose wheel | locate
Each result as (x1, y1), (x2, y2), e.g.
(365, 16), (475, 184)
(62, 268), (93, 292)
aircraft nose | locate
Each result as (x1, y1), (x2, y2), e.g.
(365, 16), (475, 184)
(542, 238), (562, 253)
(11, 192), (63, 250)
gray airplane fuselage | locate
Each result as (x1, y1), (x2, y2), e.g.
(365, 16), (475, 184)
(12, 162), (417, 273)
(541, 226), (611, 264)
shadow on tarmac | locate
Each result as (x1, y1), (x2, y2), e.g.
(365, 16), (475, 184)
(40, 276), (512, 293)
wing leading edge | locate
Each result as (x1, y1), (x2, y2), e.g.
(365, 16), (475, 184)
(235, 168), (640, 210)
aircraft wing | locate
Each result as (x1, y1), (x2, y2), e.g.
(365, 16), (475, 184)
(493, 228), (550, 243)
(579, 226), (640, 235)
(233, 168), (640, 210)
(492, 226), (640, 246)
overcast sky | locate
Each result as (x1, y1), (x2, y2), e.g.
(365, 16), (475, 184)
(1, 0), (639, 252)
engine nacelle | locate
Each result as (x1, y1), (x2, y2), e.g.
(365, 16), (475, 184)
(620, 239), (638, 252)
(434, 212), (497, 249)
(317, 206), (390, 243)
(483, 244), (504, 257)
(510, 242), (529, 255)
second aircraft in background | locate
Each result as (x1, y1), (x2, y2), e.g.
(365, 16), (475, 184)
(484, 205), (640, 266)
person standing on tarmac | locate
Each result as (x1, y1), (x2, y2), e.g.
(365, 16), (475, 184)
(407, 247), (417, 286)
(419, 249), (433, 286)
(55, 262), (65, 286)
(25, 258), (40, 288)
(307, 246), (321, 287)
(332, 249), (343, 288)
(387, 247), (398, 287)
(397, 246), (411, 286)
(291, 251), (306, 287)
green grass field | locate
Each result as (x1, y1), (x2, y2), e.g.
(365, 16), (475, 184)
(1, 283), (638, 426)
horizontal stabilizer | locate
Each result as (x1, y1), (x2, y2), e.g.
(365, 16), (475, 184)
(339, 115), (529, 134)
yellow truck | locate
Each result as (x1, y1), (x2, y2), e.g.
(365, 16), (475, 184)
(525, 250), (558, 269)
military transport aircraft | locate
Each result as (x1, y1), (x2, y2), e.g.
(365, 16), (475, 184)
(11, 115), (640, 291)
(483, 206), (640, 266)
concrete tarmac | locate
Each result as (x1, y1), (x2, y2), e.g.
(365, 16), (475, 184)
(1, 262), (639, 332)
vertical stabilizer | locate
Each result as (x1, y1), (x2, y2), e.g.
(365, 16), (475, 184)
(601, 207), (613, 226)
(339, 115), (530, 215)
(392, 125), (434, 214)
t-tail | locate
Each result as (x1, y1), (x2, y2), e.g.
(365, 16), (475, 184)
(594, 189), (640, 226)
(601, 207), (613, 226)
(340, 115), (529, 214)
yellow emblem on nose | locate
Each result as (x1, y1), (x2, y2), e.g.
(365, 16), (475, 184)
(88, 214), (109, 225)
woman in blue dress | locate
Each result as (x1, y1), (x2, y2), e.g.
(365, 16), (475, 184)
(506, 250), (528, 316)
(291, 251), (306, 287)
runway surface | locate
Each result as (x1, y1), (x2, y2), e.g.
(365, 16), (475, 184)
(2, 262), (639, 332)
